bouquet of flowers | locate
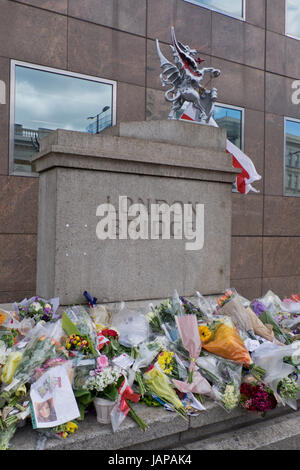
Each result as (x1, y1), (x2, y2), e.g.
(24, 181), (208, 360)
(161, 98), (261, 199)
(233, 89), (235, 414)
(0, 329), (18, 348)
(0, 386), (30, 450)
(257, 310), (293, 344)
(127, 338), (165, 397)
(155, 350), (187, 381)
(14, 296), (59, 323)
(110, 376), (147, 432)
(2, 334), (67, 395)
(200, 322), (251, 367)
(143, 365), (186, 419)
(151, 292), (184, 343)
(217, 289), (256, 340)
(62, 307), (98, 356)
(179, 296), (205, 321)
(197, 352), (243, 412)
(65, 334), (91, 356)
(240, 382), (277, 414)
(52, 420), (78, 439)
(145, 309), (163, 334)
(84, 355), (123, 402)
(97, 328), (126, 359)
(278, 375), (299, 401)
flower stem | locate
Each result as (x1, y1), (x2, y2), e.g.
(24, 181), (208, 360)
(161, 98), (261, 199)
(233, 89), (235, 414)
(126, 400), (148, 431)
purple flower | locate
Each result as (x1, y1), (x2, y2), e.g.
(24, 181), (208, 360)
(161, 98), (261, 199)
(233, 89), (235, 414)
(250, 300), (267, 316)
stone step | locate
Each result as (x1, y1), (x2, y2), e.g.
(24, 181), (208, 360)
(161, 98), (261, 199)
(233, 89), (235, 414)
(10, 399), (299, 451)
(176, 409), (300, 450)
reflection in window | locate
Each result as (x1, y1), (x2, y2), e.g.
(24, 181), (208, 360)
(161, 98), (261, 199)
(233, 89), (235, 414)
(285, 119), (300, 196)
(12, 64), (115, 174)
(184, 0), (244, 19)
(213, 104), (243, 149)
(213, 104), (243, 193)
(286, 0), (300, 39)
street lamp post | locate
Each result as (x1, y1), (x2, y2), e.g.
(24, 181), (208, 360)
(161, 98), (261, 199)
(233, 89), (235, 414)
(87, 105), (110, 134)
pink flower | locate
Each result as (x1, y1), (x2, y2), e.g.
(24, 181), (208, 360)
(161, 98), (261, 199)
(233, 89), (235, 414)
(97, 354), (109, 370)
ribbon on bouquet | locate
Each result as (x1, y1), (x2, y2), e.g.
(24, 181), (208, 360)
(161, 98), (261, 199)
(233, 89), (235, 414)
(118, 377), (141, 416)
(83, 291), (97, 308)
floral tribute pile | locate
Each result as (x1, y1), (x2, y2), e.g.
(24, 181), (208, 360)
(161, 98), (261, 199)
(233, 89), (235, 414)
(0, 289), (299, 449)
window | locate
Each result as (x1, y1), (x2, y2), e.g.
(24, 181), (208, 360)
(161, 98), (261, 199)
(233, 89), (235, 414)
(10, 61), (116, 175)
(184, 0), (245, 20)
(213, 104), (244, 192)
(213, 104), (243, 150)
(284, 118), (300, 197)
(286, 0), (300, 40)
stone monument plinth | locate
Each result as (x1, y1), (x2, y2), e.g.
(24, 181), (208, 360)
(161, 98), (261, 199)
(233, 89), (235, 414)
(32, 120), (239, 305)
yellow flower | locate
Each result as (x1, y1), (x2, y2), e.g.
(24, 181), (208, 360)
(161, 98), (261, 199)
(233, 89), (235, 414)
(66, 343), (71, 350)
(198, 325), (212, 344)
(62, 432), (68, 438)
(66, 422), (78, 433)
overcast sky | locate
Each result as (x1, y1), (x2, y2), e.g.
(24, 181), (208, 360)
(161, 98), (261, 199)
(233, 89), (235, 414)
(15, 66), (112, 132)
(286, 0), (300, 38)
(198, 0), (243, 17)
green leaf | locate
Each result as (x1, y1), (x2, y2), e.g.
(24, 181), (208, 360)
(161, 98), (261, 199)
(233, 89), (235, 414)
(62, 312), (81, 336)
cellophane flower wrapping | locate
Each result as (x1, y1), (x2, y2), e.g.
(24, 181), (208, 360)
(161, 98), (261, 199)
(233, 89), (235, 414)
(171, 314), (212, 396)
(152, 291), (185, 345)
(110, 376), (143, 432)
(111, 304), (149, 349)
(1, 331), (67, 396)
(63, 306), (98, 355)
(127, 338), (165, 387)
(13, 296), (59, 323)
(202, 323), (251, 367)
(155, 349), (187, 381)
(251, 340), (300, 409)
(143, 366), (186, 417)
(217, 289), (256, 339)
(197, 352), (242, 412)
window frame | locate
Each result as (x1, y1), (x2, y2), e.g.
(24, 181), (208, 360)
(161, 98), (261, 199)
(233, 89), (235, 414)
(214, 102), (244, 194)
(183, 0), (246, 21)
(285, 0), (300, 41)
(9, 60), (117, 177)
(284, 116), (300, 198)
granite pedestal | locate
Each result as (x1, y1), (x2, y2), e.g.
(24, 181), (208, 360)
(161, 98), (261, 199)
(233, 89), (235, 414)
(32, 120), (239, 305)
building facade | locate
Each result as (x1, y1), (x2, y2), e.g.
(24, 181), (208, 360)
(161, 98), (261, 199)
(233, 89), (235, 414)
(0, 0), (299, 303)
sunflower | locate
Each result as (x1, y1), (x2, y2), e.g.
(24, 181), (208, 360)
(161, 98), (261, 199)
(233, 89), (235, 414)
(198, 325), (212, 344)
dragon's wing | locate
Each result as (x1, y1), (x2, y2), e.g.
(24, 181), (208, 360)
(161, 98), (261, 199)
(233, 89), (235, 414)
(156, 39), (182, 88)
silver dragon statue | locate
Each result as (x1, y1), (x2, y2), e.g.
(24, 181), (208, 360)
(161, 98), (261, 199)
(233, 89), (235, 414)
(156, 27), (221, 123)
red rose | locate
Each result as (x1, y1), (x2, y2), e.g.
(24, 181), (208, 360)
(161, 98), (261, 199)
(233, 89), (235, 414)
(101, 328), (119, 340)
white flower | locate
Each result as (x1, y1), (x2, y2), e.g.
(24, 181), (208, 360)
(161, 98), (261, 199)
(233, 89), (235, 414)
(222, 384), (239, 411)
(31, 302), (42, 312)
(0, 340), (8, 365)
(44, 303), (52, 310)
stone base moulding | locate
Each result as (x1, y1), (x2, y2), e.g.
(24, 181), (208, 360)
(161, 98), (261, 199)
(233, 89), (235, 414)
(32, 120), (240, 305)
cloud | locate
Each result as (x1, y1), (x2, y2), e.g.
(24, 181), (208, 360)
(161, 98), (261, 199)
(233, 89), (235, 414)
(15, 66), (113, 132)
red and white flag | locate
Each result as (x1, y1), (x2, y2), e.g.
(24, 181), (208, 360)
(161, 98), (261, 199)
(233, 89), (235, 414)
(181, 104), (261, 194)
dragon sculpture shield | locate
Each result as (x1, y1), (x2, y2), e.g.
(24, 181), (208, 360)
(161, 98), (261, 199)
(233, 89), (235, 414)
(156, 27), (221, 123)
